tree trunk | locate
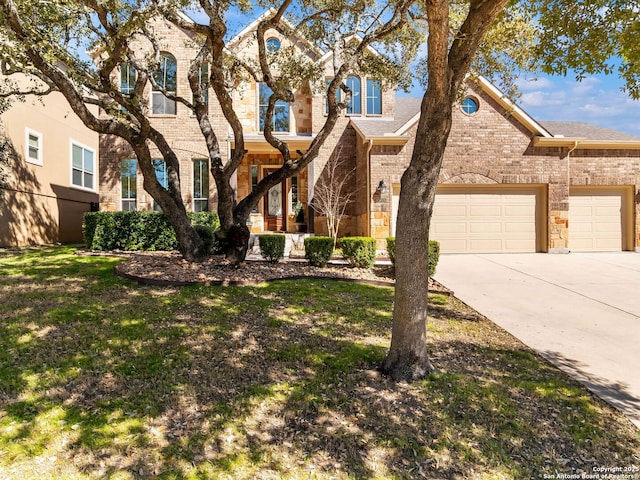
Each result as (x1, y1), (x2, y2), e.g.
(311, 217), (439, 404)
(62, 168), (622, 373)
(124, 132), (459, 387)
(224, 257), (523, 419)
(382, 95), (453, 381)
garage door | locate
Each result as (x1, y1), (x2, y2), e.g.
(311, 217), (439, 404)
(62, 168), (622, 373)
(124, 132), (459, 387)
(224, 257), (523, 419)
(429, 186), (541, 253)
(569, 188), (628, 252)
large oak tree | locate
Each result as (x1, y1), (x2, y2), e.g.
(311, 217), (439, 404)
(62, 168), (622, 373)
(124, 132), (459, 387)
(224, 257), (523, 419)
(0, 0), (417, 262)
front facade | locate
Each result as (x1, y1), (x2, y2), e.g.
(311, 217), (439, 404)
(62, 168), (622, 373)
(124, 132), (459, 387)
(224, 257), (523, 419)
(97, 14), (640, 254)
(0, 74), (99, 246)
(354, 78), (640, 253)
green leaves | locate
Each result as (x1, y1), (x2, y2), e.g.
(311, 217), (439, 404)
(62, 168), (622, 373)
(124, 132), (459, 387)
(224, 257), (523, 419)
(529, 0), (640, 98)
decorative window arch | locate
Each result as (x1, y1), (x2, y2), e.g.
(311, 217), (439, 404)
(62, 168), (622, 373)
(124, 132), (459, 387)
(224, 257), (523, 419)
(152, 53), (177, 114)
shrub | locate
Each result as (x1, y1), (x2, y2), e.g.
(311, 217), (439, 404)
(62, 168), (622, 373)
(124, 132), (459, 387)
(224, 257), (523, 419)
(194, 224), (216, 254)
(386, 237), (440, 277)
(304, 236), (334, 267)
(386, 237), (396, 264)
(340, 237), (376, 268)
(258, 234), (286, 264)
(83, 211), (219, 251)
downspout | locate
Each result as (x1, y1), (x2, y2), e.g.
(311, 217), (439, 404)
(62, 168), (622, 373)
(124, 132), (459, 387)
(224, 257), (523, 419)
(365, 138), (374, 237)
(564, 140), (579, 253)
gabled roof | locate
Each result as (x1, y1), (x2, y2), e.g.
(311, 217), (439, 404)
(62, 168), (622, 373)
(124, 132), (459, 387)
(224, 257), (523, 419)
(351, 76), (640, 150)
(226, 8), (323, 58)
(350, 97), (421, 141)
(540, 121), (640, 142)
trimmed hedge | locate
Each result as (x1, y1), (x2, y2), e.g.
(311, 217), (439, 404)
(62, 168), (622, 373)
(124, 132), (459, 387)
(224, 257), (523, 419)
(259, 234), (286, 264)
(83, 211), (220, 251)
(340, 237), (376, 268)
(304, 236), (334, 267)
(386, 237), (440, 277)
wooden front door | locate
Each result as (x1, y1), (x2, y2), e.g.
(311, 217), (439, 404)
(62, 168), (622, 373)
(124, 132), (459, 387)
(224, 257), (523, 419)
(264, 169), (286, 231)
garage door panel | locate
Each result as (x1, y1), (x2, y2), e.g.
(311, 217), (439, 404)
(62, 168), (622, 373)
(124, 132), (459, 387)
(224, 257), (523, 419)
(470, 205), (502, 216)
(432, 223), (467, 234)
(429, 188), (539, 253)
(504, 222), (535, 233)
(569, 189), (624, 252)
(470, 222), (502, 234)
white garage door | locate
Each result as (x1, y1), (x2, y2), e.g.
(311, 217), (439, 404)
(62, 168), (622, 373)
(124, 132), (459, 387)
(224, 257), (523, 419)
(569, 189), (625, 252)
(429, 187), (540, 253)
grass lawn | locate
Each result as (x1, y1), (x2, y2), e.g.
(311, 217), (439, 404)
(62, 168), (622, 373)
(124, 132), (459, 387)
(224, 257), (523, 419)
(0, 246), (638, 479)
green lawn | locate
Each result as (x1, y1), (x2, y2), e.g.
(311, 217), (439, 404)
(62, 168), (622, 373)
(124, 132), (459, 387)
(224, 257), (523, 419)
(0, 246), (638, 479)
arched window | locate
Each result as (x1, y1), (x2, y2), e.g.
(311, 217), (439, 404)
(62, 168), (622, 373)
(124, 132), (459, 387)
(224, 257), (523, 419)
(152, 53), (177, 114)
(346, 76), (361, 115)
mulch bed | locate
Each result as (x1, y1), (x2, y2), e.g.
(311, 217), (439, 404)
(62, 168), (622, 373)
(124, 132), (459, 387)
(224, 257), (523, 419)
(84, 250), (451, 294)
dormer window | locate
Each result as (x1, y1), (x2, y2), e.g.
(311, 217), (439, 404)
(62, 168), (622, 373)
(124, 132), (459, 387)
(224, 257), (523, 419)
(152, 53), (177, 115)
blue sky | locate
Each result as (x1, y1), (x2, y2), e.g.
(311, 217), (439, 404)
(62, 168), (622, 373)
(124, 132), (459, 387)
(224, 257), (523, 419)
(513, 73), (640, 136)
(186, 7), (640, 137)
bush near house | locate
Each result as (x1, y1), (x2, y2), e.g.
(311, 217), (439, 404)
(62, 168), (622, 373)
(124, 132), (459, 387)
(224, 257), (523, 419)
(83, 211), (220, 251)
(340, 237), (376, 268)
(304, 236), (335, 267)
(387, 237), (440, 277)
(258, 234), (286, 264)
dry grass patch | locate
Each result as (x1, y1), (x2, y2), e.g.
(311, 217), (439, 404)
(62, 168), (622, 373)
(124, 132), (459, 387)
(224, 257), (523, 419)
(0, 246), (638, 479)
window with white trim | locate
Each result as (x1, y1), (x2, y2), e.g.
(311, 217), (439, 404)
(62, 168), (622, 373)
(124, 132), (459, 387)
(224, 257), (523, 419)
(152, 53), (177, 115)
(346, 76), (361, 115)
(120, 158), (137, 211)
(71, 142), (95, 190)
(153, 158), (168, 212)
(366, 79), (382, 115)
(193, 158), (209, 212)
(25, 129), (43, 165)
(259, 82), (289, 132)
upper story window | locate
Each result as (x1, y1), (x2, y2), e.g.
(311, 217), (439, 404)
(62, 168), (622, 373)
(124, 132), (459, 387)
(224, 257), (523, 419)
(461, 96), (479, 115)
(152, 53), (177, 115)
(259, 82), (289, 132)
(196, 62), (209, 106)
(71, 142), (95, 191)
(120, 63), (136, 96)
(152, 158), (168, 211)
(266, 37), (281, 52)
(366, 79), (382, 115)
(120, 158), (137, 211)
(345, 76), (361, 115)
(25, 128), (43, 166)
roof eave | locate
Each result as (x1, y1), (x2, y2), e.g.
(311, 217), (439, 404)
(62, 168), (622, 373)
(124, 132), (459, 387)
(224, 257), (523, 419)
(533, 137), (640, 150)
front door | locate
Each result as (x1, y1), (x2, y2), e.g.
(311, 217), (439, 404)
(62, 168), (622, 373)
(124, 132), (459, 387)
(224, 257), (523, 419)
(264, 169), (285, 231)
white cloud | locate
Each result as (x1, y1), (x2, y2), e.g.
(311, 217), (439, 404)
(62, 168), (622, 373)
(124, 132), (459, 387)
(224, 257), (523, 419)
(515, 74), (640, 136)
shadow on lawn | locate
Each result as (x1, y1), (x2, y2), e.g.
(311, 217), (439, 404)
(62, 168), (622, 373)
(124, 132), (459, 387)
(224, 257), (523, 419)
(0, 248), (638, 479)
(541, 350), (640, 429)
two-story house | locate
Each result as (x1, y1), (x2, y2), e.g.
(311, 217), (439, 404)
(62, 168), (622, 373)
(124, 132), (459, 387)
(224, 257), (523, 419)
(0, 73), (99, 246)
(98, 12), (640, 254)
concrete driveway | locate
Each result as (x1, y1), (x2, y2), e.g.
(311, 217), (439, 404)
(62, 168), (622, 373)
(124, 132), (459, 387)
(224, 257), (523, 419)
(433, 253), (640, 429)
